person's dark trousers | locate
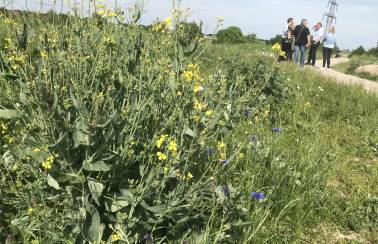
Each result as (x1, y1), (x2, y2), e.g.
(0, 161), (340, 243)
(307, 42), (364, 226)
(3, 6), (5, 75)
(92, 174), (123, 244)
(307, 42), (320, 66)
(287, 47), (293, 61)
(278, 39), (287, 62)
(323, 47), (333, 68)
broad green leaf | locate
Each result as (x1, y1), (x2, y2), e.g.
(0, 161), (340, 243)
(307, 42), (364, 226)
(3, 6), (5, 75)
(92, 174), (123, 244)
(83, 161), (111, 172)
(84, 205), (102, 242)
(184, 127), (197, 138)
(119, 189), (136, 206)
(73, 119), (90, 148)
(105, 198), (130, 212)
(88, 180), (104, 206)
(47, 174), (60, 190)
(0, 109), (20, 119)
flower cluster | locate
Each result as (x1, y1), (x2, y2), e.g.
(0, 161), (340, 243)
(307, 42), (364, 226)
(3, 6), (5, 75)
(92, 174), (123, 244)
(41, 155), (55, 170)
(110, 233), (121, 242)
(1, 122), (15, 144)
(152, 17), (172, 33)
(271, 43), (286, 57)
(182, 63), (201, 82)
(217, 141), (229, 165)
(96, 0), (118, 18)
(156, 134), (178, 161)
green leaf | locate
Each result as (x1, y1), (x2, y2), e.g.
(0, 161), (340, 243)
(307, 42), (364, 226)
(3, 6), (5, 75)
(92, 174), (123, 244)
(119, 189), (136, 206)
(184, 127), (197, 138)
(47, 174), (60, 190)
(83, 160), (111, 172)
(84, 205), (102, 242)
(0, 109), (20, 119)
(73, 119), (90, 148)
(88, 180), (104, 206)
(105, 197), (130, 212)
(168, 74), (177, 94)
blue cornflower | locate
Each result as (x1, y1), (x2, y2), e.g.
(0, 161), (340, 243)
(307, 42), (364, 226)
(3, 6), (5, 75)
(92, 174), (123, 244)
(205, 148), (215, 156)
(251, 192), (265, 201)
(244, 108), (252, 117)
(222, 185), (230, 197)
(272, 128), (282, 133)
(221, 159), (230, 166)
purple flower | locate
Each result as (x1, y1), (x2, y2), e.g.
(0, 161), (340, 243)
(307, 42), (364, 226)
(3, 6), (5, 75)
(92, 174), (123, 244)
(251, 192), (265, 201)
(272, 128), (282, 133)
(143, 233), (153, 242)
(205, 148), (215, 156)
(222, 185), (230, 197)
(244, 108), (252, 117)
(221, 159), (230, 166)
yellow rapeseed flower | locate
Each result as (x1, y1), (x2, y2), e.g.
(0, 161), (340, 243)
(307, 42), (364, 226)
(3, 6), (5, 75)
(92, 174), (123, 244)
(40, 50), (48, 58)
(164, 17), (172, 27)
(156, 134), (169, 148)
(28, 207), (34, 215)
(156, 152), (168, 161)
(168, 140), (177, 152)
(217, 141), (226, 150)
(110, 233), (121, 242)
(193, 100), (207, 110)
(193, 84), (204, 93)
(205, 110), (214, 117)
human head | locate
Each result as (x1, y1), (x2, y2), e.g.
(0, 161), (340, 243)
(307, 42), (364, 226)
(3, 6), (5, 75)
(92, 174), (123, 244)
(289, 22), (296, 29)
(287, 18), (294, 25)
(314, 22), (322, 29)
(301, 19), (308, 26)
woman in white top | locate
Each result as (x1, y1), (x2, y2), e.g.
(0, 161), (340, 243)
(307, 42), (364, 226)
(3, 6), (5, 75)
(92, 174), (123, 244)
(322, 27), (337, 69)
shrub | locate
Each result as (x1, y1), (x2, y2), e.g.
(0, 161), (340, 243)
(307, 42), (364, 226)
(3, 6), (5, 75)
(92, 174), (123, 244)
(266, 34), (283, 46)
(0, 8), (286, 243)
(349, 45), (366, 57)
(245, 33), (257, 43)
(216, 26), (245, 44)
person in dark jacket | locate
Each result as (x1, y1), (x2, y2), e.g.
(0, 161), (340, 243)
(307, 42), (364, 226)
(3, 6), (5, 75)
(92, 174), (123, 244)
(294, 19), (311, 67)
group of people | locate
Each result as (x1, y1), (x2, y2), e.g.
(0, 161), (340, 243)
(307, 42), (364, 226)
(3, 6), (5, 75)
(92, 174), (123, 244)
(281, 18), (337, 69)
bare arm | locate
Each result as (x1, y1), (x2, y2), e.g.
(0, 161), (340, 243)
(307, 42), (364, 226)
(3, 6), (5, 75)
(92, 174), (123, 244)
(306, 35), (311, 47)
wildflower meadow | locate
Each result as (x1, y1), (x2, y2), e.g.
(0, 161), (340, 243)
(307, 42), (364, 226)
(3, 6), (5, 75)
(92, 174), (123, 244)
(1, 2), (377, 243)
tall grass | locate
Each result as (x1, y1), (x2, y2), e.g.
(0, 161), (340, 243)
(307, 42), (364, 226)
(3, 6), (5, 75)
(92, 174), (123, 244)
(1, 7), (377, 244)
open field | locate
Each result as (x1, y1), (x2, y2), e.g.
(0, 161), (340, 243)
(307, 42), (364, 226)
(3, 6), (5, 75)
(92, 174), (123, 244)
(333, 55), (378, 82)
(0, 8), (377, 244)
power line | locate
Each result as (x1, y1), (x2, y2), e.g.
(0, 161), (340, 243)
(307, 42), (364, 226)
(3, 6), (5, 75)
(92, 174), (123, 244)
(323, 0), (338, 33)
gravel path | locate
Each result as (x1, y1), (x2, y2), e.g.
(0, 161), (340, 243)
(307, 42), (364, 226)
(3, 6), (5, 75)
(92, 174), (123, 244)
(312, 57), (378, 94)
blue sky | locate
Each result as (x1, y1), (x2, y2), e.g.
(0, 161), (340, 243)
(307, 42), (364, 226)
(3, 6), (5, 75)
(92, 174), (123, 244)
(9, 0), (378, 49)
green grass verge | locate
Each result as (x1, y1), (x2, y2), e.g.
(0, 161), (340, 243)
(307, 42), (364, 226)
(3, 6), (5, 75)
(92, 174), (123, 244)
(333, 55), (378, 82)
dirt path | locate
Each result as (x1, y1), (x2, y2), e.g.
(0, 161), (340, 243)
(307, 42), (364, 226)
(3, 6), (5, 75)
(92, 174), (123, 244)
(312, 57), (378, 94)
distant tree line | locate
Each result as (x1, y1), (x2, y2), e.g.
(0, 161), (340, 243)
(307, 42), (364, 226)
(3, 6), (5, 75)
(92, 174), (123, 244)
(215, 26), (257, 44)
(349, 42), (378, 57)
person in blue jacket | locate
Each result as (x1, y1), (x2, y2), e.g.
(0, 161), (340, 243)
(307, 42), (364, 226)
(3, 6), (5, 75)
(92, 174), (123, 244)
(322, 27), (337, 69)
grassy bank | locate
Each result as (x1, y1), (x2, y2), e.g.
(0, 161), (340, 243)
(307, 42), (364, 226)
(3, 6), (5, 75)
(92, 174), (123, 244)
(198, 44), (378, 242)
(0, 10), (377, 243)
(333, 55), (378, 82)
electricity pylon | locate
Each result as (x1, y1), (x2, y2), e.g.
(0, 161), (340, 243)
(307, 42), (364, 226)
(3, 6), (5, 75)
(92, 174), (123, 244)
(323, 0), (338, 33)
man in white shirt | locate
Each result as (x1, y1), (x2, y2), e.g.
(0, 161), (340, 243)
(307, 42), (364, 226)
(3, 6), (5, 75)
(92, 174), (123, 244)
(306, 22), (324, 66)
(283, 18), (294, 38)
